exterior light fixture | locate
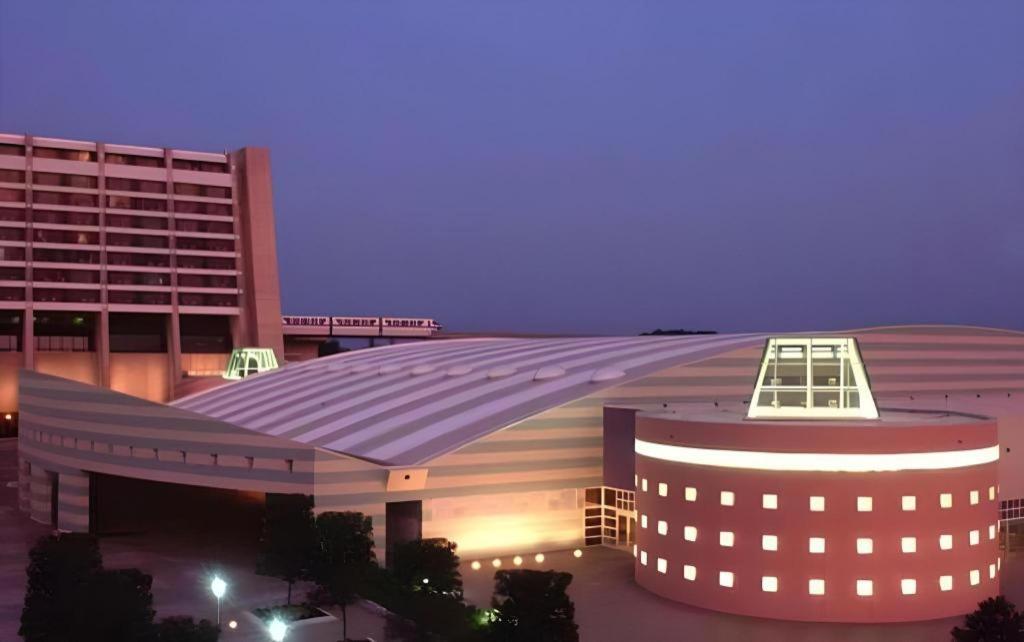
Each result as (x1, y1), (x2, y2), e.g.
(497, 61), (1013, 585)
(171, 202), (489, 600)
(513, 556), (523, 566)
(228, 620), (238, 630)
(471, 561), (481, 570)
(422, 578), (429, 584)
(210, 576), (227, 624)
(492, 558), (502, 568)
(268, 618), (288, 641)
(573, 549), (583, 558)
(535, 553), (545, 563)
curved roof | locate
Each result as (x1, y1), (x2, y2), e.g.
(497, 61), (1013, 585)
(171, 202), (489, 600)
(175, 334), (764, 466)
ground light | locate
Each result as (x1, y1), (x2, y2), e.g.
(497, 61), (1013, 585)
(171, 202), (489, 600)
(492, 558), (501, 568)
(535, 553), (545, 563)
(573, 549), (583, 558)
(471, 561), (481, 570)
(210, 576), (227, 625)
(228, 620), (238, 630)
(513, 555), (523, 566)
(268, 618), (288, 641)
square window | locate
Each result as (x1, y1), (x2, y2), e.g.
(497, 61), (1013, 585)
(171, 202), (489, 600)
(657, 558), (667, 574)
(857, 496), (873, 512)
(940, 575), (953, 591)
(809, 537), (825, 554)
(902, 495), (916, 511)
(641, 514), (648, 529)
(901, 537), (917, 553)
(970, 490), (979, 505)
(634, 474), (638, 488)
(990, 563), (997, 579)
(809, 496), (825, 512)
(990, 486), (996, 501)
(720, 531), (735, 547)
(685, 487), (697, 502)
(658, 482), (668, 497)
(901, 578), (917, 595)
(808, 578), (825, 596)
(632, 544), (637, 558)
(684, 526), (698, 542)
(640, 550), (648, 566)
(641, 478), (648, 492)
(940, 493), (953, 509)
(719, 571), (734, 588)
(683, 565), (697, 581)
(762, 534), (778, 551)
(856, 538), (873, 555)
(856, 579), (873, 597)
(657, 520), (668, 536)
(970, 569), (980, 586)
(721, 491), (735, 506)
(990, 524), (997, 540)
(970, 530), (980, 546)
(762, 576), (778, 592)
(939, 534), (953, 550)
(762, 493), (778, 510)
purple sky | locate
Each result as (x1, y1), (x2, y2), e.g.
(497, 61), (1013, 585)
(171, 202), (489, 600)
(1, 2), (1021, 335)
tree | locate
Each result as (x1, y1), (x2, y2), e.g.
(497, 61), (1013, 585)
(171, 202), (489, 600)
(75, 568), (156, 642)
(391, 538), (463, 598)
(491, 570), (578, 642)
(257, 493), (317, 605)
(952, 596), (1024, 641)
(310, 511), (376, 641)
(20, 532), (103, 641)
(154, 616), (221, 642)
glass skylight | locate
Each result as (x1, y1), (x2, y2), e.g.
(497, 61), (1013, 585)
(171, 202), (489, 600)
(223, 347), (279, 380)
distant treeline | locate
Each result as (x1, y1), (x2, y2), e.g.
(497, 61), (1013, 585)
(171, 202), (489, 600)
(640, 329), (718, 336)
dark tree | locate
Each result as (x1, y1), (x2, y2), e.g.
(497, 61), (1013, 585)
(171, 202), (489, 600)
(318, 340), (350, 357)
(20, 532), (103, 641)
(310, 511), (376, 641)
(155, 616), (221, 642)
(491, 570), (578, 642)
(76, 568), (156, 642)
(391, 538), (463, 598)
(257, 493), (317, 605)
(952, 596), (1024, 641)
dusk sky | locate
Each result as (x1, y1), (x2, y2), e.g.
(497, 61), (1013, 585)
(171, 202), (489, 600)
(1, 2), (1021, 335)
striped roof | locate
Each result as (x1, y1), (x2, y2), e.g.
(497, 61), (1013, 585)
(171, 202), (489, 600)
(175, 334), (764, 466)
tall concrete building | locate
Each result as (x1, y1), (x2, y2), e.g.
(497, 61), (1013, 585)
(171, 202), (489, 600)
(0, 132), (283, 415)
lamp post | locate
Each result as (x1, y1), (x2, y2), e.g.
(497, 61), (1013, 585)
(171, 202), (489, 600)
(210, 576), (227, 625)
(268, 618), (288, 641)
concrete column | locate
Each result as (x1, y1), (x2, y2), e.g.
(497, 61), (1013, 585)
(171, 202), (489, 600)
(167, 312), (181, 401)
(56, 470), (90, 533)
(29, 463), (52, 526)
(18, 455), (31, 513)
(22, 310), (34, 371)
(96, 309), (110, 388)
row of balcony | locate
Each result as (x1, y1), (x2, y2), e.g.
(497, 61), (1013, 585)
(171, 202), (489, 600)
(0, 191), (233, 217)
(0, 144), (230, 174)
(0, 287), (238, 307)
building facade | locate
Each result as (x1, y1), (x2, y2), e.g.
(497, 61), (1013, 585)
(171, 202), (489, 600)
(0, 132), (284, 414)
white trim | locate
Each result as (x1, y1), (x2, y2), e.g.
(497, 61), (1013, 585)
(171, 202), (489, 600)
(635, 439), (999, 472)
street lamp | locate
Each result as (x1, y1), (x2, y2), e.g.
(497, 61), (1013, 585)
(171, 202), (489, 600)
(210, 576), (227, 625)
(268, 618), (288, 641)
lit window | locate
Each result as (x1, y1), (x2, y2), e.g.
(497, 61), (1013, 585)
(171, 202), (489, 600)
(762, 493), (778, 510)
(808, 578), (825, 596)
(762, 534), (778, 551)
(721, 491), (735, 506)
(634, 474), (638, 488)
(720, 531), (735, 547)
(939, 575), (953, 591)
(632, 544), (637, 557)
(970, 569), (980, 586)
(990, 486), (996, 501)
(940, 493), (953, 509)
(990, 563), (996, 579)
(656, 482), (667, 497)
(856, 579), (873, 597)
(640, 550), (648, 565)
(901, 495), (916, 511)
(809, 537), (825, 554)
(657, 520), (668, 536)
(683, 565), (697, 581)
(856, 538), (873, 554)
(939, 534), (953, 550)
(970, 530), (979, 546)
(685, 487), (697, 502)
(762, 576), (778, 592)
(901, 537), (917, 553)
(857, 496), (873, 512)
(970, 490), (979, 505)
(642, 478), (648, 492)
(657, 558), (667, 574)
(641, 514), (648, 529)
(809, 496), (825, 512)
(719, 571), (734, 588)
(684, 526), (697, 542)
(901, 579), (917, 595)
(990, 524), (997, 540)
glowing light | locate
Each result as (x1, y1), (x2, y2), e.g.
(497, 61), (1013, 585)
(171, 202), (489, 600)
(719, 571), (734, 588)
(901, 496), (916, 511)
(223, 347), (279, 380)
(939, 534), (953, 550)
(901, 579), (916, 595)
(720, 490), (735, 506)
(268, 618), (288, 642)
(228, 620), (237, 629)
(970, 530), (980, 546)
(535, 553), (545, 563)
(856, 579), (873, 597)
(684, 487), (697, 501)
(573, 549), (583, 559)
(856, 538), (873, 555)
(971, 490), (980, 505)
(3, 413), (11, 421)
(809, 578), (825, 596)
(940, 493), (953, 508)
(970, 569), (980, 586)
(808, 537), (825, 554)
(683, 565), (696, 581)
(762, 494), (777, 510)
(210, 576), (227, 599)
(656, 558), (667, 574)
(901, 537), (917, 553)
(635, 439), (999, 472)
(719, 531), (735, 547)
(492, 558), (502, 568)
(683, 526), (697, 542)
(940, 575), (953, 591)
(658, 482), (668, 497)
(761, 576), (778, 592)
(471, 561), (481, 571)
(762, 534), (778, 551)
(657, 520), (668, 536)
(857, 496), (873, 512)
(512, 556), (523, 566)
(422, 577), (430, 584)
(809, 496), (825, 512)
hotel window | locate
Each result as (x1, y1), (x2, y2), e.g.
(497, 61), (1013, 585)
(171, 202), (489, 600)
(632, 545), (637, 557)
(990, 563), (997, 579)
(856, 579), (873, 597)
(719, 571), (734, 588)
(939, 534), (953, 550)
(969, 530), (980, 546)
(762, 534), (778, 551)
(684, 526), (697, 542)
(641, 514), (648, 529)
(901, 579), (917, 595)
(657, 558), (667, 574)
(971, 490), (980, 505)
(657, 520), (668, 536)
(970, 569), (980, 586)
(641, 478), (648, 492)
(683, 565), (697, 581)
(902, 495), (916, 511)
(940, 493), (953, 509)
(809, 496), (825, 512)
(808, 537), (825, 554)
(658, 482), (668, 497)
(940, 575), (953, 591)
(990, 524), (997, 540)
(721, 490), (735, 506)
(901, 537), (917, 553)
(762, 493), (778, 510)
(719, 531), (735, 547)
(856, 538), (873, 554)
(808, 579), (825, 596)
(640, 551), (648, 566)
(990, 486), (996, 501)
(857, 496), (872, 512)
(762, 576), (778, 593)
(684, 487), (697, 502)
